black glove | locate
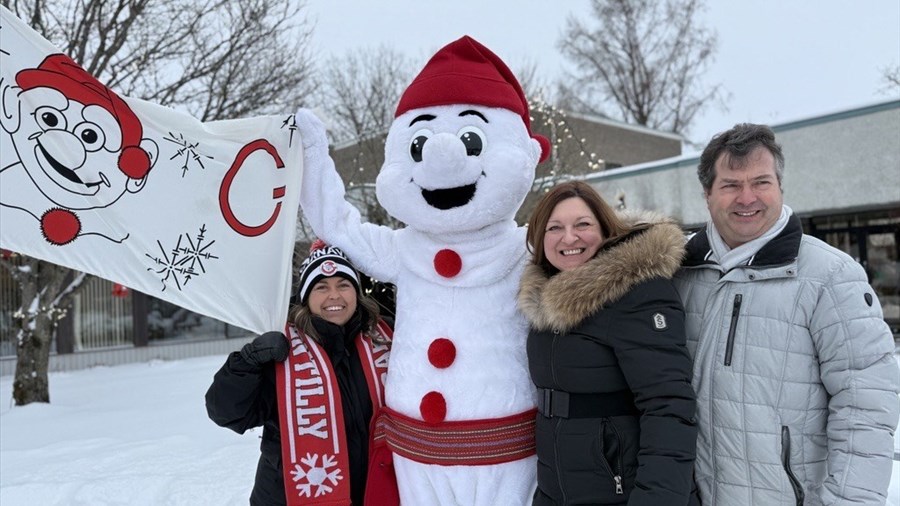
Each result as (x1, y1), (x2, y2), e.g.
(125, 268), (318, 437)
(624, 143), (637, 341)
(240, 331), (289, 367)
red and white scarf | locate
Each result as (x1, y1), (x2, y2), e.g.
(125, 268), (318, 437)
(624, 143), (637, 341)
(276, 320), (391, 506)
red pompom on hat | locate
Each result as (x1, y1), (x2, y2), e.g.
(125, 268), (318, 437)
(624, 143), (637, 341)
(395, 35), (550, 163)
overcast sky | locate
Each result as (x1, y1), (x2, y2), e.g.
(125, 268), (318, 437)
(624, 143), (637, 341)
(305, 0), (900, 148)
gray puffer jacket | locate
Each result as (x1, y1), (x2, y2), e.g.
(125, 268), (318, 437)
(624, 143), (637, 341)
(672, 214), (899, 506)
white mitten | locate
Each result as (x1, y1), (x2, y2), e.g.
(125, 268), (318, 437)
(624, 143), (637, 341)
(294, 108), (330, 165)
(294, 108), (347, 234)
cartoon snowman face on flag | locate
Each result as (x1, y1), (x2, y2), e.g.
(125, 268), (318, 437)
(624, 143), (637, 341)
(0, 6), (303, 335)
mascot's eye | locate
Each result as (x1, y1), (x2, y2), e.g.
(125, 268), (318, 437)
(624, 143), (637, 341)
(457, 126), (485, 156)
(74, 122), (106, 152)
(409, 129), (431, 162)
(34, 106), (66, 130)
(410, 136), (427, 162)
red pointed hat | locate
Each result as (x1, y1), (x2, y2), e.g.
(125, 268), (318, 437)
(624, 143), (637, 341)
(395, 35), (550, 162)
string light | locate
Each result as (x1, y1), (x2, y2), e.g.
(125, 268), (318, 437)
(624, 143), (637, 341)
(527, 92), (608, 177)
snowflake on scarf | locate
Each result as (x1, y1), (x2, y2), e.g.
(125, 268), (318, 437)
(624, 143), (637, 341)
(291, 453), (343, 498)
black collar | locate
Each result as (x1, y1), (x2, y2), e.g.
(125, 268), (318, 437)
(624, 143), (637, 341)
(683, 214), (803, 268)
(311, 309), (365, 362)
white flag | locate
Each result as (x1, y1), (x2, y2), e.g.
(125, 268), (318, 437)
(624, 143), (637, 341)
(0, 6), (302, 334)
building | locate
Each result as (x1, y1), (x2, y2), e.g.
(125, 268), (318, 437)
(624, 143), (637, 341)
(586, 99), (900, 334)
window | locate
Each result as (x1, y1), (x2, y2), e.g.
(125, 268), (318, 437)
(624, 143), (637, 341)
(808, 210), (900, 335)
(147, 296), (247, 341)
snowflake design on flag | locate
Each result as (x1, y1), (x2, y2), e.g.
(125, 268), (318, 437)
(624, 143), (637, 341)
(290, 453), (343, 498)
(145, 224), (219, 291)
(163, 131), (214, 177)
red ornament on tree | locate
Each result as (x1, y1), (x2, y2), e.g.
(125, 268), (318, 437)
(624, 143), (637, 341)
(111, 283), (130, 298)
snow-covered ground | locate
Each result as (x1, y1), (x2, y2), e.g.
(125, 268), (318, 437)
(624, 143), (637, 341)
(1, 353), (899, 505)
(0, 355), (259, 505)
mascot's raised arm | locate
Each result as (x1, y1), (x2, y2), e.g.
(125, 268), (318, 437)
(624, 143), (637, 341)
(295, 35), (550, 506)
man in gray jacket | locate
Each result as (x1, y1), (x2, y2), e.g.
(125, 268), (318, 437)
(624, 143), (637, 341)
(673, 123), (899, 505)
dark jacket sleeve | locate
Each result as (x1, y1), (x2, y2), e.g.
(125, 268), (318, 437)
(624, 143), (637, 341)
(608, 277), (698, 506)
(205, 351), (277, 434)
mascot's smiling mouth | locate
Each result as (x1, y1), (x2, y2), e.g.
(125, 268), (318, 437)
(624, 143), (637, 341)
(38, 143), (104, 188)
(421, 183), (477, 210)
(39, 143), (84, 185)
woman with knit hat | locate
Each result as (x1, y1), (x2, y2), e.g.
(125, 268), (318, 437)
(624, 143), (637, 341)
(205, 241), (392, 506)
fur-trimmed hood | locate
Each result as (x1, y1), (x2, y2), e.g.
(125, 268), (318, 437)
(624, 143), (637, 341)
(518, 210), (686, 333)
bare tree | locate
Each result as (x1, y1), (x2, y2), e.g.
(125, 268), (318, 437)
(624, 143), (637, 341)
(516, 59), (554, 103)
(316, 45), (415, 230)
(4, 0), (316, 120)
(0, 252), (87, 405)
(319, 45), (413, 144)
(557, 0), (722, 137)
(0, 0), (316, 405)
(878, 64), (900, 95)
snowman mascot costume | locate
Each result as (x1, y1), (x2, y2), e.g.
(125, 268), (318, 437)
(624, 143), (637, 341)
(295, 36), (550, 505)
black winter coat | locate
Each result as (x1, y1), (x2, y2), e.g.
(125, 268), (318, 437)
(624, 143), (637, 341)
(205, 311), (380, 506)
(518, 212), (698, 506)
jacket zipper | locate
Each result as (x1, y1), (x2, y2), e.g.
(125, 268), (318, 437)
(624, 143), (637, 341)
(550, 329), (560, 387)
(598, 418), (625, 495)
(611, 420), (624, 495)
(550, 329), (567, 504)
(553, 419), (568, 503)
(781, 426), (805, 506)
(723, 294), (742, 366)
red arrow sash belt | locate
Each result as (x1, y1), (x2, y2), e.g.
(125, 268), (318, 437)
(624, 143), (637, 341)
(374, 406), (537, 466)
